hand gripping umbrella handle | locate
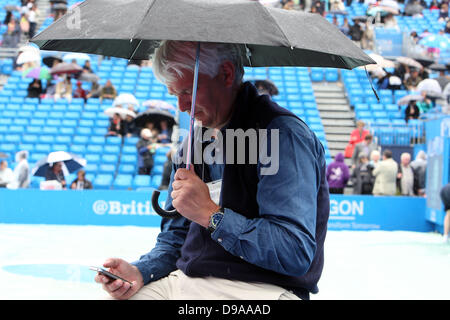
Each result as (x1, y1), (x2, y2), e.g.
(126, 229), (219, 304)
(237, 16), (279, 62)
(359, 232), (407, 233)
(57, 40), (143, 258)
(151, 189), (181, 219)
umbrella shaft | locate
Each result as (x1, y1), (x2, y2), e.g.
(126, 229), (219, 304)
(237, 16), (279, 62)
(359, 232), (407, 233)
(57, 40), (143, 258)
(185, 42), (201, 171)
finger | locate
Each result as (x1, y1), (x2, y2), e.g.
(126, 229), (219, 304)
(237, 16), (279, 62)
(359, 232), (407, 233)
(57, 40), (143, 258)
(174, 168), (189, 181)
(105, 279), (124, 293)
(120, 281), (139, 300)
(171, 180), (182, 191)
(103, 258), (120, 269)
(110, 281), (132, 300)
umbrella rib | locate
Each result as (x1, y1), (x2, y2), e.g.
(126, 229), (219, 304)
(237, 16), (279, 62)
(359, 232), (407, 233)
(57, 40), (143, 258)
(259, 5), (293, 48)
(132, 0), (158, 44)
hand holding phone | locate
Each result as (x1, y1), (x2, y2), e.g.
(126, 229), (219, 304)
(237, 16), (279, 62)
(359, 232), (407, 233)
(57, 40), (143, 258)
(89, 266), (133, 286)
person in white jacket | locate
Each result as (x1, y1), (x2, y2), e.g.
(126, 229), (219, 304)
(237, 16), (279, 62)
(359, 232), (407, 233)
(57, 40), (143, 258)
(7, 151), (30, 189)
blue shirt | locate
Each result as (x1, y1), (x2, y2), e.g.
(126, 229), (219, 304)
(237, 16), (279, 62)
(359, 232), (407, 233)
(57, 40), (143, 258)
(133, 115), (323, 287)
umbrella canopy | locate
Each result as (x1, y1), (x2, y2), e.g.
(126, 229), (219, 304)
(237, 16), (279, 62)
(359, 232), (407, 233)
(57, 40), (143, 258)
(23, 66), (52, 80)
(417, 78), (442, 96)
(50, 0), (68, 3)
(419, 34), (450, 51)
(404, 1), (423, 15)
(16, 50), (41, 65)
(77, 72), (100, 83)
(42, 55), (63, 67)
(134, 109), (177, 128)
(31, 151), (86, 177)
(428, 63), (447, 72)
(104, 107), (137, 120)
(0, 152), (8, 159)
(62, 52), (91, 65)
(4, 4), (19, 11)
(31, 0), (374, 69)
(397, 94), (423, 105)
(367, 5), (399, 16)
(142, 99), (177, 112)
(50, 62), (83, 75)
(395, 56), (422, 69)
(112, 93), (139, 108)
(368, 53), (395, 68)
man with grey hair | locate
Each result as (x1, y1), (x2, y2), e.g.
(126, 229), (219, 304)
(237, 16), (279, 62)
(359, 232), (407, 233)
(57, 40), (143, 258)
(6, 150), (29, 189)
(397, 152), (415, 196)
(95, 40), (329, 300)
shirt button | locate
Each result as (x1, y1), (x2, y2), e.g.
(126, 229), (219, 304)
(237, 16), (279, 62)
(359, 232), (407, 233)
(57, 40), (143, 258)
(150, 274), (154, 279)
(218, 238), (223, 243)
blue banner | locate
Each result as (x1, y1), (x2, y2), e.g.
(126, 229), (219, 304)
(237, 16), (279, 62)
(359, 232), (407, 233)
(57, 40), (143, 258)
(0, 190), (430, 232)
(424, 117), (450, 231)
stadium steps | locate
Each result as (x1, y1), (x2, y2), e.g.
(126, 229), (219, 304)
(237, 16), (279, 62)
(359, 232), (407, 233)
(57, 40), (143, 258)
(312, 82), (356, 159)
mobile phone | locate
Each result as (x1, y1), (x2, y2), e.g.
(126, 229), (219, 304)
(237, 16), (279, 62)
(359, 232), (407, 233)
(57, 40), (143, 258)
(89, 266), (133, 286)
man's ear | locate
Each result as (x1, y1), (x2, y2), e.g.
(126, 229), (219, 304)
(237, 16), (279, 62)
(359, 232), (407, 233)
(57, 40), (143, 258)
(219, 60), (236, 88)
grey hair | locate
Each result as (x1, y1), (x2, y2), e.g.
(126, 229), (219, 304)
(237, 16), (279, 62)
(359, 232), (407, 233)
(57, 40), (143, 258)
(152, 41), (245, 86)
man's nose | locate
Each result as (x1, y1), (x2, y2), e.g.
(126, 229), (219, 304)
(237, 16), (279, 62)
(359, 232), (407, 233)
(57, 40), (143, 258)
(178, 97), (191, 113)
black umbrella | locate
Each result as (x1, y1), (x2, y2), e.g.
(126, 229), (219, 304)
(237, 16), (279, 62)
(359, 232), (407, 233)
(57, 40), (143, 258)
(50, 0), (68, 3)
(410, 56), (435, 68)
(134, 109), (176, 130)
(351, 15), (368, 22)
(31, 0), (375, 218)
(43, 55), (63, 67)
(429, 63), (447, 72)
(31, 0), (374, 69)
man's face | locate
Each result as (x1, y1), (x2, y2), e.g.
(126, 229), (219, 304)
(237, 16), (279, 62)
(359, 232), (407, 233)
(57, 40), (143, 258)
(401, 156), (410, 166)
(0, 161), (6, 170)
(167, 66), (233, 129)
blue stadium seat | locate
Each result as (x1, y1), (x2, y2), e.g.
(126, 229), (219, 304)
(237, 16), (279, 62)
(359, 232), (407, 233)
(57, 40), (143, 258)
(94, 174), (113, 189)
(101, 154), (119, 164)
(118, 164), (135, 175)
(99, 164), (116, 174)
(104, 145), (121, 154)
(113, 174), (133, 190)
(121, 154), (137, 164)
(133, 175), (151, 189)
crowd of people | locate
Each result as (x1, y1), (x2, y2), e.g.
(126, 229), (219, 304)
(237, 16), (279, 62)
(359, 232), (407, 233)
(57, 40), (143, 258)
(327, 120), (428, 196)
(1, 0), (39, 48)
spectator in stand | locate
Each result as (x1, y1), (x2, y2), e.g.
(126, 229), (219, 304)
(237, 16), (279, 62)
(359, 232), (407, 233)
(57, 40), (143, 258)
(326, 152), (350, 194)
(136, 128), (156, 175)
(83, 60), (93, 73)
(439, 183), (450, 244)
(27, 79), (43, 99)
(0, 160), (14, 188)
(351, 134), (377, 168)
(349, 18), (363, 47)
(283, 0), (295, 9)
(410, 150), (427, 196)
(351, 153), (375, 195)
(312, 0), (325, 15)
(1, 18), (21, 48)
(445, 20), (450, 33)
(86, 81), (102, 99)
(329, 0), (346, 11)
(361, 21), (375, 50)
(45, 161), (66, 189)
(54, 76), (73, 102)
(27, 4), (37, 39)
(74, 81), (87, 102)
(339, 17), (351, 37)
(404, 68), (422, 91)
(397, 152), (415, 196)
(438, 2), (448, 21)
(416, 91), (433, 113)
(107, 113), (124, 137)
(345, 120), (369, 159)
(436, 68), (450, 90)
(70, 169), (93, 190)
(6, 150), (29, 189)
(369, 149), (381, 167)
(124, 114), (139, 138)
(100, 80), (117, 102)
(157, 120), (172, 144)
(372, 149), (399, 196)
(405, 100), (420, 123)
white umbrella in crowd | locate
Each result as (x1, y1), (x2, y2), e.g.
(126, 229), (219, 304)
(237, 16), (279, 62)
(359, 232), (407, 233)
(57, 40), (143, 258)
(104, 107), (137, 120)
(112, 93), (140, 108)
(142, 99), (177, 112)
(31, 151), (86, 177)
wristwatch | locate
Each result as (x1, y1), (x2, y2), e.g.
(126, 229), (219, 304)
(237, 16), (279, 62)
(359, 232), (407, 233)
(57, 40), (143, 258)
(207, 207), (224, 233)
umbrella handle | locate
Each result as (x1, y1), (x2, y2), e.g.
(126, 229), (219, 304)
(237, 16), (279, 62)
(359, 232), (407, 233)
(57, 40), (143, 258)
(151, 189), (181, 219)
